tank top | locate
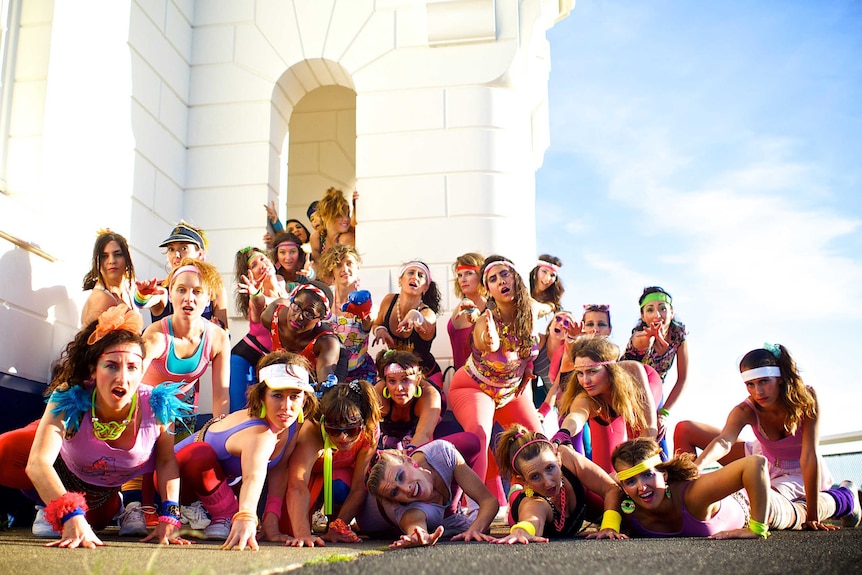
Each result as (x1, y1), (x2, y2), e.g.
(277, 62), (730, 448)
(383, 294), (441, 377)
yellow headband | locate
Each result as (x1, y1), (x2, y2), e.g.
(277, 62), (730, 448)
(616, 455), (663, 481)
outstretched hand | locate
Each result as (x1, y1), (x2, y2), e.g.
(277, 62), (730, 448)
(389, 525), (444, 549)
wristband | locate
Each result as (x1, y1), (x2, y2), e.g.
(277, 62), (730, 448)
(158, 515), (181, 528)
(161, 500), (181, 520)
(264, 495), (284, 519)
(551, 428), (572, 445)
(600, 509), (622, 533)
(61, 507), (85, 525)
(233, 510), (259, 525)
(44, 492), (89, 532)
(538, 403), (552, 417)
(510, 521), (536, 537)
(658, 408), (670, 417)
(749, 518), (770, 538)
(134, 289), (153, 307)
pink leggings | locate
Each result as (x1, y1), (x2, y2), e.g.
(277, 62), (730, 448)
(172, 442), (227, 503)
(448, 368), (541, 491)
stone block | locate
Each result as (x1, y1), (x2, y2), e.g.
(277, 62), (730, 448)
(193, 0), (254, 26)
(131, 101), (187, 187)
(165, 1), (193, 60)
(15, 23), (51, 80)
(356, 89), (444, 135)
(189, 64), (275, 105)
(188, 101), (271, 146)
(294, 0), (335, 59)
(130, 51), (162, 117)
(186, 141), (271, 188)
(191, 26), (235, 65)
(159, 86), (189, 143)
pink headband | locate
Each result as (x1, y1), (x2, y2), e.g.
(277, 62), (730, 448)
(537, 261), (560, 274)
(277, 241), (300, 250)
(171, 264), (201, 285)
(288, 283), (331, 318)
(384, 363), (420, 377)
(482, 259), (515, 286)
(399, 261), (432, 284)
(510, 438), (553, 472)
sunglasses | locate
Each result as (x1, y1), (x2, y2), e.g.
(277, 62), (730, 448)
(323, 422), (362, 438)
(554, 314), (574, 329)
(583, 304), (610, 313)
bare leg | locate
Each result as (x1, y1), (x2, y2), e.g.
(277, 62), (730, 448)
(673, 420), (745, 466)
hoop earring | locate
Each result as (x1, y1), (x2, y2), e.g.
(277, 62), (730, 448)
(414, 385), (422, 398)
(259, 404), (266, 418)
(621, 498), (635, 514)
(382, 388), (391, 399)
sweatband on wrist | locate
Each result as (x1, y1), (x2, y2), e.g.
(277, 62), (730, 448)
(160, 500), (181, 519)
(264, 495), (284, 519)
(158, 515), (181, 528)
(538, 403), (552, 417)
(510, 521), (536, 537)
(551, 428), (572, 445)
(61, 507), (85, 525)
(749, 518), (770, 538)
(658, 408), (670, 417)
(600, 509), (622, 533)
(134, 290), (152, 307)
(44, 492), (89, 532)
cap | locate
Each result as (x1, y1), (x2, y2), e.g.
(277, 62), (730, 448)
(259, 363), (315, 394)
(306, 201), (319, 220)
(159, 224), (205, 250)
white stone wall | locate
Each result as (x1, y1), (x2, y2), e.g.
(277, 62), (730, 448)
(0, 0), (571, 389)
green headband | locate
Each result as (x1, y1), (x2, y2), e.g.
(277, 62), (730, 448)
(640, 292), (671, 308)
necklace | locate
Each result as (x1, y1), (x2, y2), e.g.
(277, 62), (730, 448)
(540, 482), (568, 532)
(91, 389), (137, 441)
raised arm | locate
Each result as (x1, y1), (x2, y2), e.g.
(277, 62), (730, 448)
(694, 403), (751, 470)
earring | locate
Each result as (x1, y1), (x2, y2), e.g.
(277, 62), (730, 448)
(414, 386), (422, 398)
(665, 488), (672, 500)
(382, 388), (391, 399)
(259, 404), (266, 418)
(621, 498), (636, 514)
(524, 487), (534, 497)
(297, 409), (304, 424)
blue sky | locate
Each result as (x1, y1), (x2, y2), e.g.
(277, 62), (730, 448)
(536, 1), (862, 439)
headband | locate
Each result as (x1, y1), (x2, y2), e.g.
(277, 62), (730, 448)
(288, 283), (331, 318)
(740, 366), (781, 382)
(259, 363), (315, 394)
(87, 306), (144, 345)
(536, 261), (560, 274)
(277, 241), (300, 250)
(510, 438), (553, 472)
(399, 261), (432, 284)
(383, 363), (420, 377)
(616, 455), (663, 481)
(575, 360), (616, 369)
(171, 264), (201, 284)
(640, 292), (671, 308)
(456, 265), (479, 273)
(482, 259), (515, 286)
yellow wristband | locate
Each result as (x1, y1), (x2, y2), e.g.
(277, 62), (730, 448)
(600, 509), (622, 533)
(510, 520), (536, 537)
(748, 518), (769, 538)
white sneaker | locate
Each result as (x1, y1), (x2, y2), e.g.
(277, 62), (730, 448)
(32, 506), (60, 538)
(118, 501), (148, 537)
(311, 509), (328, 534)
(840, 480), (861, 529)
(181, 501), (211, 530)
(203, 517), (232, 540)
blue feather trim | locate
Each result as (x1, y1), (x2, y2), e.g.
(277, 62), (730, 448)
(149, 382), (196, 433)
(49, 386), (92, 435)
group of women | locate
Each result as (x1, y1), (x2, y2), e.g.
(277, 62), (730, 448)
(0, 190), (858, 553)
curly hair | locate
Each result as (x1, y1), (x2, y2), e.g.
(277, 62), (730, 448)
(739, 344), (815, 436)
(481, 255), (533, 359)
(167, 257), (224, 301)
(47, 320), (145, 395)
(452, 252), (485, 299)
(270, 231), (307, 282)
(529, 254), (564, 311)
(495, 424), (556, 480)
(244, 351), (318, 419)
(233, 246), (271, 318)
(318, 380), (381, 445)
(317, 187), (351, 227)
(82, 231), (135, 291)
(560, 337), (648, 432)
(612, 437), (698, 483)
(317, 243), (361, 286)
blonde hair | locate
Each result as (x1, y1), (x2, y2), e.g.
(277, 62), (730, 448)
(365, 450), (409, 499)
(495, 424), (555, 480)
(560, 337), (648, 432)
(452, 252), (485, 299)
(317, 187), (351, 227)
(167, 257), (223, 298)
(317, 243), (362, 285)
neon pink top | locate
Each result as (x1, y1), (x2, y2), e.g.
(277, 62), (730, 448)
(446, 318), (472, 371)
(744, 397), (804, 463)
(146, 318), (215, 392)
(59, 385), (160, 487)
(628, 481), (746, 537)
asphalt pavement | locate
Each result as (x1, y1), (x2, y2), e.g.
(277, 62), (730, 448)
(0, 524), (859, 575)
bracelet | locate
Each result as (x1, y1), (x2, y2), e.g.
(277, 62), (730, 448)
(133, 290), (153, 307)
(510, 521), (536, 537)
(538, 403), (552, 417)
(44, 492), (89, 532)
(264, 495), (283, 519)
(233, 510), (260, 526)
(328, 518), (361, 542)
(658, 408), (670, 417)
(374, 326), (388, 336)
(61, 507), (85, 525)
(158, 515), (182, 528)
(749, 518), (770, 539)
(600, 509), (622, 533)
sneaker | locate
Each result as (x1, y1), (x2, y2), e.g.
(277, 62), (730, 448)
(840, 480), (861, 529)
(311, 508), (328, 534)
(181, 501), (211, 530)
(118, 501), (148, 537)
(142, 505), (158, 528)
(32, 506), (60, 538)
(203, 517), (232, 540)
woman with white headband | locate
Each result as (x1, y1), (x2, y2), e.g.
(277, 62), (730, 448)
(529, 254), (565, 326)
(674, 344), (860, 530)
(448, 255), (541, 508)
(372, 260), (444, 389)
